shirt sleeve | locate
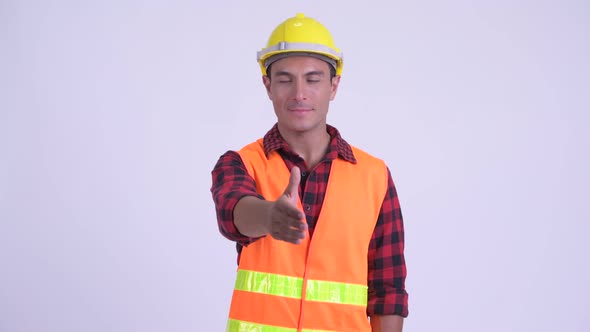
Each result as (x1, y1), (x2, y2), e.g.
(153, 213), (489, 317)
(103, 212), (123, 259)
(210, 150), (265, 247)
(367, 167), (409, 317)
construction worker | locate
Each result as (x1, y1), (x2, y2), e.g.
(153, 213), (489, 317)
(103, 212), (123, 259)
(211, 13), (408, 332)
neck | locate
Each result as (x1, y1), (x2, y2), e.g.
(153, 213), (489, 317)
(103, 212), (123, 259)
(278, 124), (331, 170)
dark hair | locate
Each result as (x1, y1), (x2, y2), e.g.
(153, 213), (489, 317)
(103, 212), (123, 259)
(266, 62), (337, 80)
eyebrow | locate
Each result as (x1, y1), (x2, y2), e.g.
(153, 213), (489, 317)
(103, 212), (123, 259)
(274, 70), (326, 77)
(304, 71), (325, 77)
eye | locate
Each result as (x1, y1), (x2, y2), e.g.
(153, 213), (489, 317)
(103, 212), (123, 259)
(278, 80), (291, 84)
(307, 76), (321, 83)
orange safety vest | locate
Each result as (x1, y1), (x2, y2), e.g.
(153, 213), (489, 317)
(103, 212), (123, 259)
(228, 139), (388, 332)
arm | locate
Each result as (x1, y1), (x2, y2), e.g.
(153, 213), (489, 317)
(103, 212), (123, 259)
(367, 167), (409, 330)
(211, 151), (307, 244)
(370, 315), (404, 332)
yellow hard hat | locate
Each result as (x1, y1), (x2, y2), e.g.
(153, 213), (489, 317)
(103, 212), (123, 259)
(257, 13), (343, 76)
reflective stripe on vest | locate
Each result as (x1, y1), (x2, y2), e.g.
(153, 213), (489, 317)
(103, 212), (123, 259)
(234, 269), (367, 307)
(227, 319), (333, 332)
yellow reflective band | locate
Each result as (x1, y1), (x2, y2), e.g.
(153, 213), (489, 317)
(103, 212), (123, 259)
(227, 319), (296, 332)
(234, 270), (367, 306)
(227, 319), (333, 332)
(235, 270), (303, 299)
(305, 279), (367, 306)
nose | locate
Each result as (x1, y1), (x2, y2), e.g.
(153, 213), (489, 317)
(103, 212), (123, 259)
(292, 79), (307, 101)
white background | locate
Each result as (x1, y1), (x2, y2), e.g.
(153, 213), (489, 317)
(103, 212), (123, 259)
(1, 1), (589, 331)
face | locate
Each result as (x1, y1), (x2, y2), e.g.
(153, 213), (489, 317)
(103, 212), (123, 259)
(263, 56), (341, 136)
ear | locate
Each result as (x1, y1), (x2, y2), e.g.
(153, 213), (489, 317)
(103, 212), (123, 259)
(329, 75), (341, 101)
(262, 75), (272, 100)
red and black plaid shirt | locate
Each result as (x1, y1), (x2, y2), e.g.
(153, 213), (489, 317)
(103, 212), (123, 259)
(210, 124), (408, 317)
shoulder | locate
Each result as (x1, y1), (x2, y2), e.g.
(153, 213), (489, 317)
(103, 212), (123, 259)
(237, 139), (267, 164)
(213, 150), (245, 170)
(349, 144), (387, 168)
(239, 139), (264, 154)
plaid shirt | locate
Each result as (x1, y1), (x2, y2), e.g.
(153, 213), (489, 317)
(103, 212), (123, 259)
(210, 124), (409, 317)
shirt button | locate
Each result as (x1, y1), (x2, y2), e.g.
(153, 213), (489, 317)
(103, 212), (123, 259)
(301, 172), (307, 177)
(305, 205), (311, 211)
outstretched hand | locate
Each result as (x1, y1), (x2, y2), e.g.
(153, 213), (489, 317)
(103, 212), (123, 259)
(267, 166), (307, 244)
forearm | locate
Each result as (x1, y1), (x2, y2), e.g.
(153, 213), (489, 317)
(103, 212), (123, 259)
(234, 196), (272, 237)
(370, 315), (404, 332)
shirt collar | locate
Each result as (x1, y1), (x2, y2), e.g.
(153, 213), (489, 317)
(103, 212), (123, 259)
(262, 123), (357, 164)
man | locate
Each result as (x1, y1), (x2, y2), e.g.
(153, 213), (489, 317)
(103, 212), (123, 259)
(211, 13), (408, 332)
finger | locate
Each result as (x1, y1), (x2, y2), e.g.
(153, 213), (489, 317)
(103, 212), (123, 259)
(271, 225), (306, 244)
(283, 166), (301, 199)
(270, 215), (307, 240)
(272, 231), (305, 244)
(283, 232), (306, 244)
(271, 214), (307, 232)
(287, 219), (308, 232)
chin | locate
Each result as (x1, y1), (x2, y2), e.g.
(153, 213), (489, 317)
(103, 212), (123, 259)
(283, 121), (323, 134)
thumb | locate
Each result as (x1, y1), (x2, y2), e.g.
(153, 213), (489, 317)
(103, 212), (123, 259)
(284, 166), (301, 199)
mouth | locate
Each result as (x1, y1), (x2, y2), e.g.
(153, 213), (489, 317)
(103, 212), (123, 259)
(287, 102), (313, 113)
(288, 107), (313, 113)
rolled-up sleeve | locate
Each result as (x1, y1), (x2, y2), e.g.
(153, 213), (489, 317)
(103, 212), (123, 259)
(367, 167), (409, 317)
(210, 151), (265, 247)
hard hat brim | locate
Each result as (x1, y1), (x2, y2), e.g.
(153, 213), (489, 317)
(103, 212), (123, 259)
(263, 52), (338, 73)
